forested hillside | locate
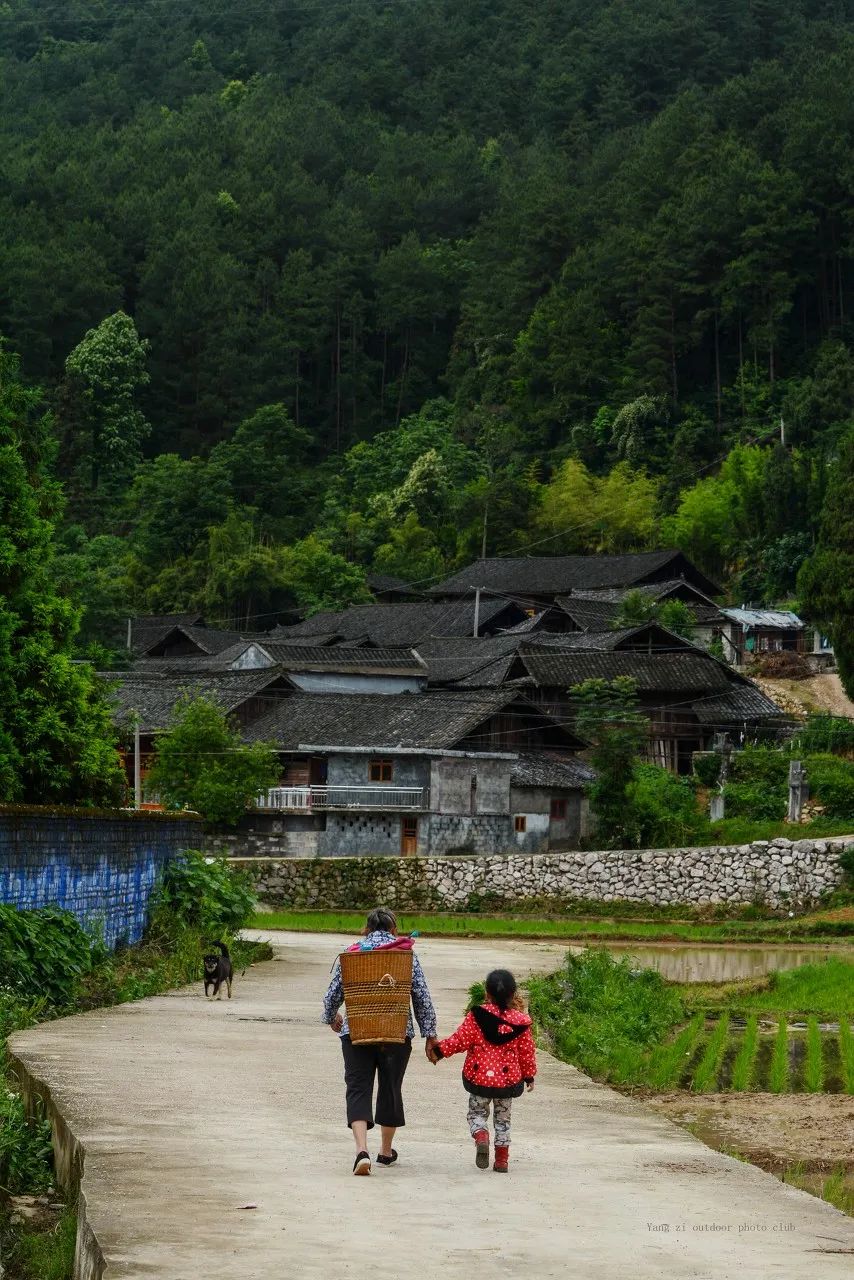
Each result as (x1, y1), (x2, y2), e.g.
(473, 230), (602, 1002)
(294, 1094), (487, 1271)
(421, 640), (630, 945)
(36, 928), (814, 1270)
(2, 0), (854, 665)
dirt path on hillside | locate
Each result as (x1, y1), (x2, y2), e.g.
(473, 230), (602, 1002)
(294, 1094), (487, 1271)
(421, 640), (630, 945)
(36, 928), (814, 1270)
(758, 674), (854, 719)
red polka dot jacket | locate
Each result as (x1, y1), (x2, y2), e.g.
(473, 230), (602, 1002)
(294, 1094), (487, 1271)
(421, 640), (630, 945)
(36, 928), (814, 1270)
(434, 1003), (537, 1098)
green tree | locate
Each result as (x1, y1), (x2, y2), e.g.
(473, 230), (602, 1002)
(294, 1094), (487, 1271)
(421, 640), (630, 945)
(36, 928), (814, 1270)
(570, 677), (647, 846)
(798, 432), (854, 697)
(146, 696), (280, 825)
(613, 590), (697, 639)
(0, 349), (124, 804)
(63, 311), (151, 493)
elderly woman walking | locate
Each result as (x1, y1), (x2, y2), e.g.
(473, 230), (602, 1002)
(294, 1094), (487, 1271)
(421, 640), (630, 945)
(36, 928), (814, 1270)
(322, 907), (438, 1176)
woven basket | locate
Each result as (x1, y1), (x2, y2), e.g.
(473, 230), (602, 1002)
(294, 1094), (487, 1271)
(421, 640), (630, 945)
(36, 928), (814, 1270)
(340, 950), (414, 1045)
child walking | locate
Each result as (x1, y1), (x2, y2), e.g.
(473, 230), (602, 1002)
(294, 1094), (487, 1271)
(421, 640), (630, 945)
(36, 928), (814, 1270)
(432, 968), (536, 1172)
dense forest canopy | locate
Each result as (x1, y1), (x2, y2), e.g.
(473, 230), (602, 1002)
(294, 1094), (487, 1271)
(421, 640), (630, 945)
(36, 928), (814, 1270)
(2, 0), (854, 656)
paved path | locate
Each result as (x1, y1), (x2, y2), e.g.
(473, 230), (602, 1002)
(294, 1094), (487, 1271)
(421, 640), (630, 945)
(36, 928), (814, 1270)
(10, 931), (854, 1279)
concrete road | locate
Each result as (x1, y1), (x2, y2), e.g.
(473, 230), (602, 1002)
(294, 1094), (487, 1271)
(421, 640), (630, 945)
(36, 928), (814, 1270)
(10, 930), (854, 1279)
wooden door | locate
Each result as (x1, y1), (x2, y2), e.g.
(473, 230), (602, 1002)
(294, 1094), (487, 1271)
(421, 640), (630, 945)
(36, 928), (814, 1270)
(401, 816), (418, 856)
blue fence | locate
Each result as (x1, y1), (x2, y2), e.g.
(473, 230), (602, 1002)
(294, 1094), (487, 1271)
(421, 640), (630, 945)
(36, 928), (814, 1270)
(0, 811), (200, 947)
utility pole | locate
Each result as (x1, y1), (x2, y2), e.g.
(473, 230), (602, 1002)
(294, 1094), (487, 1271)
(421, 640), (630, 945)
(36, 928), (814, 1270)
(780, 415), (785, 446)
(472, 587), (481, 638)
(481, 499), (488, 559)
(126, 616), (133, 651)
(133, 718), (142, 809)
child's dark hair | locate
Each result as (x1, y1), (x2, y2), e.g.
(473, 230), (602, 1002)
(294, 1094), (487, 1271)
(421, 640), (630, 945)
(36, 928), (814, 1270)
(485, 968), (517, 1011)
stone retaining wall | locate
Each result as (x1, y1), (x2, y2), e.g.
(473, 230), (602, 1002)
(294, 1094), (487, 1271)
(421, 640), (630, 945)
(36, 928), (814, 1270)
(234, 835), (853, 911)
(0, 808), (200, 946)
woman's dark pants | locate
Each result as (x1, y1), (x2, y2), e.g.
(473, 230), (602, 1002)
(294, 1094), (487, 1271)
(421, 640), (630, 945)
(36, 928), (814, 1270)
(340, 1035), (413, 1129)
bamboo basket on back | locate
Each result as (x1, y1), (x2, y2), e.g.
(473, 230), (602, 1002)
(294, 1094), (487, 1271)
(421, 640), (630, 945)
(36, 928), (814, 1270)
(339, 949), (413, 1044)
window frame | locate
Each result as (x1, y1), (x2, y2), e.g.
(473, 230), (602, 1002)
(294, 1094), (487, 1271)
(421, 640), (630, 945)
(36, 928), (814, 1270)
(514, 814), (527, 833)
(550, 797), (568, 821)
(368, 758), (394, 783)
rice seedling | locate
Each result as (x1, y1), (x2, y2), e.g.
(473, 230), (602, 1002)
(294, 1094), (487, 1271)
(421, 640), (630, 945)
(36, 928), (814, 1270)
(769, 1019), (790, 1093)
(839, 1019), (854, 1095)
(730, 1015), (760, 1091)
(803, 1017), (824, 1093)
(691, 1014), (730, 1092)
(647, 1012), (705, 1089)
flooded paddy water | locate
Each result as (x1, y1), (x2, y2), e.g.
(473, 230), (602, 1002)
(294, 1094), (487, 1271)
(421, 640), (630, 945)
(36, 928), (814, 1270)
(598, 941), (851, 984)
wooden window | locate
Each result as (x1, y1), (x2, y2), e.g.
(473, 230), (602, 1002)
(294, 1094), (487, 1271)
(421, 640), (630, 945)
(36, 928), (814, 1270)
(550, 798), (567, 821)
(369, 759), (393, 783)
(514, 815), (527, 833)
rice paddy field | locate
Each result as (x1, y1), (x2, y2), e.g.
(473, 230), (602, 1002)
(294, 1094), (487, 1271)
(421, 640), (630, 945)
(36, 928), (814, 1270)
(645, 1011), (854, 1093)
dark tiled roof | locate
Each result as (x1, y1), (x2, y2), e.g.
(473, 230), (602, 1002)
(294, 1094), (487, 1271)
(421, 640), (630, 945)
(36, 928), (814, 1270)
(243, 690), (515, 750)
(136, 639), (277, 672)
(518, 648), (737, 693)
(511, 752), (596, 790)
(129, 613), (205, 654)
(263, 645), (427, 675)
(101, 670), (291, 733)
(498, 611), (549, 634)
(429, 551), (720, 598)
(414, 636), (525, 687)
(555, 597), (621, 629)
(137, 642), (427, 677)
(531, 629), (638, 651)
(269, 598), (520, 647)
(691, 688), (786, 724)
(366, 573), (420, 597)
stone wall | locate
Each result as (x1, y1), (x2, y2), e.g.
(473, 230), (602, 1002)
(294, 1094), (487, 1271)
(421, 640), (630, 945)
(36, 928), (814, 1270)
(235, 834), (853, 911)
(0, 808), (200, 946)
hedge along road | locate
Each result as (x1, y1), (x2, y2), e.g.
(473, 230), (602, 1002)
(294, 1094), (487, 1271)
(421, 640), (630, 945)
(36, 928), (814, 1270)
(10, 931), (854, 1280)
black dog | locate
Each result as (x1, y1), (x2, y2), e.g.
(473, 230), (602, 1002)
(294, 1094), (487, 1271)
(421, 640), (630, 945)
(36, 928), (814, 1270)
(203, 942), (234, 1000)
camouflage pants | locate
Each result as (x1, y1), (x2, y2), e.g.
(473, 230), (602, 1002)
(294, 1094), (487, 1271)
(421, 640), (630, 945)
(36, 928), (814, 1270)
(467, 1093), (513, 1145)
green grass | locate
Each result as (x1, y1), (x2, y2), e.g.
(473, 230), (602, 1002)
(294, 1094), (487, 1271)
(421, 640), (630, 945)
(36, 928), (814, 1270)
(782, 1165), (854, 1217)
(691, 1015), (730, 1092)
(727, 960), (854, 1017)
(838, 1019), (854, 1094)
(4, 1204), (77, 1280)
(768, 1020), (790, 1094)
(248, 906), (854, 944)
(804, 1016), (825, 1092)
(729, 1015), (760, 1091)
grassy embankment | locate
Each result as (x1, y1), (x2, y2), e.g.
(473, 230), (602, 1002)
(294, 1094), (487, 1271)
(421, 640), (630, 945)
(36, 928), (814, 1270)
(249, 892), (854, 943)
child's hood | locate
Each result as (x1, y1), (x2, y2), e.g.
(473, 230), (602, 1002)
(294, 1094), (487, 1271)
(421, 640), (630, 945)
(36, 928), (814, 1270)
(472, 1003), (532, 1045)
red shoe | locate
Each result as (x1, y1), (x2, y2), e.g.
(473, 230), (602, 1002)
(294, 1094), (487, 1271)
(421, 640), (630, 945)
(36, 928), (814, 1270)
(473, 1129), (490, 1169)
(493, 1145), (509, 1173)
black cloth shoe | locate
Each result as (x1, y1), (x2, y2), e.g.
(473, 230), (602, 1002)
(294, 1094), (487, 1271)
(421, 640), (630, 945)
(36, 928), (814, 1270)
(376, 1149), (398, 1166)
(353, 1150), (371, 1176)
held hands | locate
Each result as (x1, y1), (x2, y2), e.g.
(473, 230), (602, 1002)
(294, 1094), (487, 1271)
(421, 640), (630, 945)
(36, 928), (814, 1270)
(425, 1036), (440, 1064)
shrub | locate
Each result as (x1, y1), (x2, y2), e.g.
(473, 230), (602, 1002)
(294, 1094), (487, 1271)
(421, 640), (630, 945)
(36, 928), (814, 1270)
(794, 714), (854, 756)
(155, 850), (256, 935)
(528, 949), (683, 1083)
(0, 904), (94, 1005)
(723, 781), (786, 820)
(805, 754), (854, 819)
(840, 845), (854, 886)
(627, 765), (706, 847)
(728, 745), (791, 789)
(693, 751), (722, 788)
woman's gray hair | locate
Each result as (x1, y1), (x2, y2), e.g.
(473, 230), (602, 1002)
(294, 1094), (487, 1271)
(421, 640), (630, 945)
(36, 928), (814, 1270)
(366, 906), (397, 933)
